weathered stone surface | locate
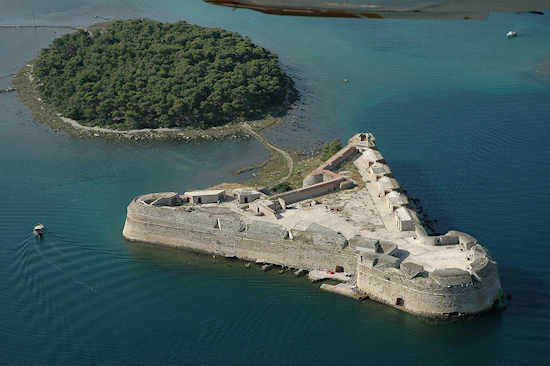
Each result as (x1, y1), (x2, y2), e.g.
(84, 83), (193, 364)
(303, 173), (323, 187)
(469, 256), (489, 273)
(183, 211), (216, 227)
(380, 241), (398, 256)
(306, 223), (348, 249)
(461, 241), (477, 251)
(447, 230), (478, 250)
(375, 254), (401, 269)
(357, 248), (379, 267)
(246, 221), (288, 240)
(351, 236), (379, 250)
(219, 216), (245, 232)
(339, 180), (356, 190)
(467, 244), (489, 262)
(434, 235), (459, 246)
(431, 268), (472, 287)
(151, 193), (183, 207)
(400, 262), (424, 279)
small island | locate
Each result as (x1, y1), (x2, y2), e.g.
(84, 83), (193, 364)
(14, 19), (297, 139)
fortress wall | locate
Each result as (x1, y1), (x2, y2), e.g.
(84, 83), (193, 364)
(316, 145), (358, 172)
(353, 155), (372, 175)
(123, 209), (357, 273)
(356, 261), (502, 317)
(272, 177), (345, 205)
(125, 206), (501, 317)
(123, 200), (502, 318)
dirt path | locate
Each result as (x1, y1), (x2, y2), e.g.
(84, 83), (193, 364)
(242, 122), (293, 184)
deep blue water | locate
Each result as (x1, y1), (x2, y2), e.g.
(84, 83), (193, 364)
(1, 1), (550, 365)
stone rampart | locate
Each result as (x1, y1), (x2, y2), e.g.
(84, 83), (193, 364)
(356, 257), (501, 317)
(123, 196), (501, 318)
(123, 199), (357, 272)
(316, 145), (358, 173)
(271, 177), (345, 205)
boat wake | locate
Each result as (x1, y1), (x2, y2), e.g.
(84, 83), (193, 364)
(14, 231), (97, 293)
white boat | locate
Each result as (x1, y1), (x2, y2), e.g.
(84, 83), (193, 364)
(506, 31), (518, 38)
(33, 224), (44, 237)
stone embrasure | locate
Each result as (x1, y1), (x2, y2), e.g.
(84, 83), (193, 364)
(123, 132), (503, 319)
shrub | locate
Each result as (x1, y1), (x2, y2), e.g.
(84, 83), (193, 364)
(271, 182), (292, 193)
(320, 138), (343, 161)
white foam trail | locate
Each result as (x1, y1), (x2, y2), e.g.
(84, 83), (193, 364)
(30, 236), (97, 293)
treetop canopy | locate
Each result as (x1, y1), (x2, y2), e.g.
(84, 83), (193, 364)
(35, 19), (297, 130)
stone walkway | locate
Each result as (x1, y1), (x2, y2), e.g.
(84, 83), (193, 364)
(242, 122), (294, 184)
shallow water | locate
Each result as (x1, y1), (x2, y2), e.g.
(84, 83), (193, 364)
(1, 1), (550, 365)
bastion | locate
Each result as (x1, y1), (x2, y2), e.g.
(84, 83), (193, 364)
(123, 132), (503, 318)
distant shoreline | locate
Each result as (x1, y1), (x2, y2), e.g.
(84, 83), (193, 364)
(13, 63), (291, 143)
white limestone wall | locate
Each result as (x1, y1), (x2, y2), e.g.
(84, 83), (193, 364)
(356, 261), (502, 317)
(123, 197), (502, 318)
(271, 178), (344, 205)
(123, 201), (357, 273)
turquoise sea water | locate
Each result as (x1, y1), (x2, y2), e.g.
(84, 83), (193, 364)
(1, 1), (550, 365)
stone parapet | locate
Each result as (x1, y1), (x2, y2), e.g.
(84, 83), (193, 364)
(356, 257), (501, 317)
(355, 243), (501, 317)
(123, 198), (357, 273)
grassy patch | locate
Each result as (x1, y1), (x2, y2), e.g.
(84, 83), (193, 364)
(244, 150), (323, 190)
(244, 152), (289, 188)
(243, 145), (364, 192)
(285, 152), (323, 188)
(339, 159), (365, 189)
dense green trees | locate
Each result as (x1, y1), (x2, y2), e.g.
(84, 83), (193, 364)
(35, 19), (297, 129)
(320, 139), (343, 161)
(271, 182), (292, 193)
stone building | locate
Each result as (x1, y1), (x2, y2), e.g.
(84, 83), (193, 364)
(348, 132), (376, 149)
(369, 162), (391, 181)
(363, 149), (385, 165)
(395, 206), (415, 231)
(386, 190), (409, 211)
(303, 173), (324, 187)
(184, 189), (225, 204)
(377, 176), (400, 196)
(249, 199), (279, 218)
(233, 188), (261, 204)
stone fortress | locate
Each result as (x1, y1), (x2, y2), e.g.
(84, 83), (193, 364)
(123, 133), (503, 318)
